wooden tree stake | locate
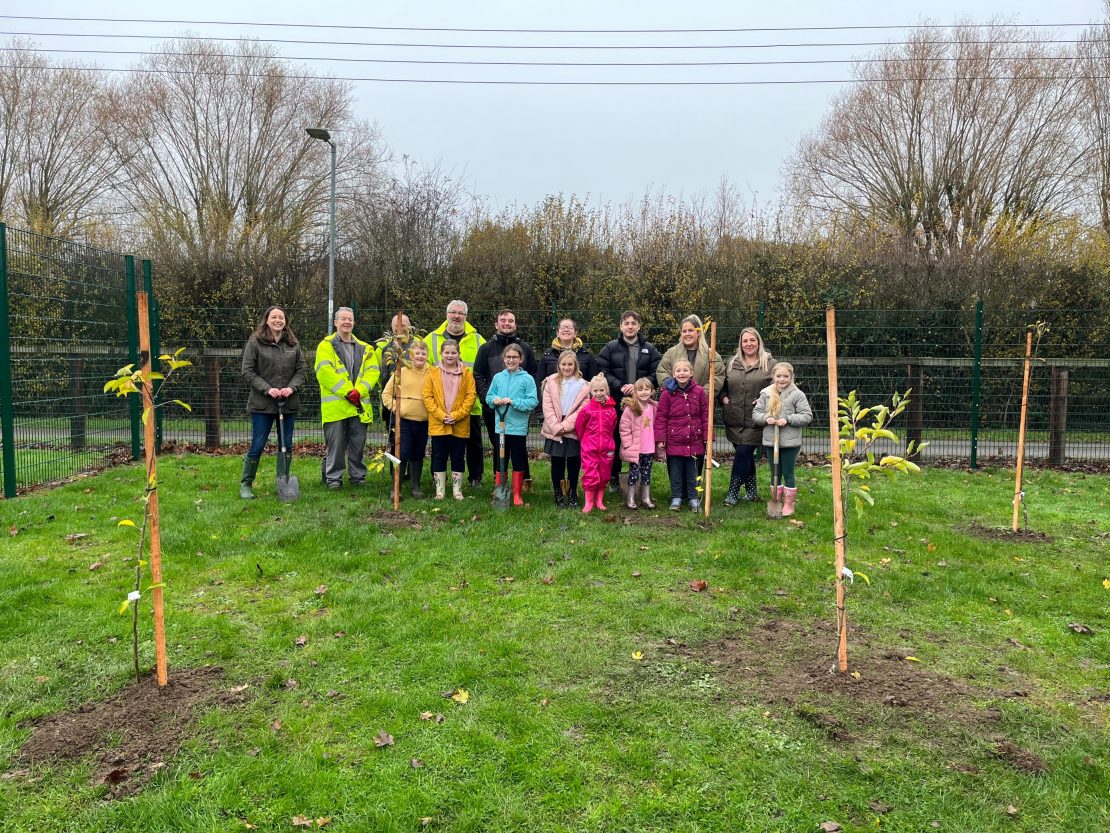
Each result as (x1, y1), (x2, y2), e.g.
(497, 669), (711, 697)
(1013, 329), (1033, 532)
(826, 307), (849, 674)
(392, 309), (405, 512)
(137, 292), (168, 687)
(703, 321), (717, 516)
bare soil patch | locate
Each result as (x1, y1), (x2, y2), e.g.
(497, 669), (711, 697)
(366, 509), (426, 529)
(966, 522), (1053, 543)
(15, 666), (246, 798)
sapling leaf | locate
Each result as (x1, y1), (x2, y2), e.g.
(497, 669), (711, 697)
(117, 519), (136, 528)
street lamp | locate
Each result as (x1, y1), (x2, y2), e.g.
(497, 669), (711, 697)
(306, 127), (336, 330)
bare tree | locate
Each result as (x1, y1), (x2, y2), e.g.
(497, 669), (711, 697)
(1078, 2), (1110, 240)
(0, 40), (120, 236)
(788, 24), (1086, 264)
(105, 38), (384, 305)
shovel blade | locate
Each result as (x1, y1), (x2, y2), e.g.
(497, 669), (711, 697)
(766, 497), (783, 519)
(277, 474), (301, 503)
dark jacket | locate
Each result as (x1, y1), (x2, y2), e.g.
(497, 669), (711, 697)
(473, 332), (538, 408)
(241, 333), (307, 414)
(536, 338), (598, 391)
(655, 380), (709, 457)
(720, 356), (774, 446)
(597, 333), (662, 401)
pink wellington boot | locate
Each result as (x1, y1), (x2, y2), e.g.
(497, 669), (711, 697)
(782, 487), (798, 517)
(582, 488), (596, 514)
(595, 487), (608, 511)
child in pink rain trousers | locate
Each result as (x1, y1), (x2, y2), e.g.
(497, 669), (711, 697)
(574, 374), (617, 513)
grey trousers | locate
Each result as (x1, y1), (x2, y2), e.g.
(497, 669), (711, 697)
(322, 417), (368, 485)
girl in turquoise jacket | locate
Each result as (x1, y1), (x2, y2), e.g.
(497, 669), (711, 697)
(485, 343), (539, 505)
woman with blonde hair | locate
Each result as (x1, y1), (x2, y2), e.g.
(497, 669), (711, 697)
(720, 327), (774, 505)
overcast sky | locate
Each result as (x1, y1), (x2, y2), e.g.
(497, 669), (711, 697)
(10, 1), (1107, 211)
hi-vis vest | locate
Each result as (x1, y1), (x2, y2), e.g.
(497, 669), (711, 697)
(314, 334), (379, 424)
(426, 321), (486, 416)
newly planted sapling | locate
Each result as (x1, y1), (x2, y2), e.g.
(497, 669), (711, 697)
(105, 346), (191, 683)
(832, 388), (927, 671)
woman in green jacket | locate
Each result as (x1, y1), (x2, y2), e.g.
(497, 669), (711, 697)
(239, 306), (307, 499)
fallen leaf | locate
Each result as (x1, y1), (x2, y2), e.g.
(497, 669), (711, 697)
(451, 688), (469, 704)
(540, 698), (550, 707)
(291, 816), (313, 828)
(1103, 578), (1110, 590)
(271, 720), (282, 731)
(819, 822), (842, 832)
(88, 562), (103, 571)
(230, 683), (250, 693)
(314, 585), (328, 596)
(189, 770), (205, 780)
(927, 542), (937, 552)
(788, 519), (805, 528)
(930, 822), (941, 829)
(410, 758), (424, 768)
(295, 634), (309, 647)
(419, 711), (435, 721)
(868, 801), (893, 814)
(850, 671), (861, 680)
(334, 631), (346, 638)
(542, 574), (554, 585)
(631, 570), (642, 578)
(8, 526), (17, 536)
(419, 819), (433, 828)
(284, 678), (299, 690)
(66, 533), (89, 543)
(631, 651), (644, 661)
(148, 761), (166, 772)
(241, 822), (257, 830)
(374, 731), (394, 748)
(496, 575), (514, 584)
(1006, 805), (1019, 816)
(1068, 622), (1094, 635)
(434, 713), (445, 724)
(689, 579), (708, 592)
(247, 747), (261, 756)
(903, 656), (921, 663)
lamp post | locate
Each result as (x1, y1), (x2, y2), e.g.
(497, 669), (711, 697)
(306, 127), (336, 330)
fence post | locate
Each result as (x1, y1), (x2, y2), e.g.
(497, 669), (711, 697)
(204, 352), (222, 450)
(69, 356), (86, 450)
(1048, 366), (1069, 466)
(0, 224), (16, 498)
(757, 300), (766, 336)
(143, 260), (163, 450)
(969, 300), (983, 469)
(905, 362), (924, 461)
(125, 256), (142, 460)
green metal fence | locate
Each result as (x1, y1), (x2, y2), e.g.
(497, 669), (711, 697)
(153, 303), (1110, 465)
(0, 224), (156, 496)
(2, 234), (1108, 498)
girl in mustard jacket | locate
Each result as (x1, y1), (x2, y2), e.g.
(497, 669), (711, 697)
(423, 340), (477, 500)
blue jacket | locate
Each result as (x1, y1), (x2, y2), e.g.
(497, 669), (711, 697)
(486, 368), (539, 436)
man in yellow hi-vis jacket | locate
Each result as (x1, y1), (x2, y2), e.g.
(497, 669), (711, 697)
(315, 307), (379, 488)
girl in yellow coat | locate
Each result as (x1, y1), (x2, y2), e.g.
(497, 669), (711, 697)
(382, 339), (431, 497)
(423, 340), (477, 500)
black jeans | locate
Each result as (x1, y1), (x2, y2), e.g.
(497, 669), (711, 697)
(431, 435), (467, 473)
(466, 414), (484, 482)
(667, 455), (698, 500)
(484, 408), (531, 479)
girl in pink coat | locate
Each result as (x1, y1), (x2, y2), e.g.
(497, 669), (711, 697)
(574, 374), (618, 514)
(618, 377), (658, 510)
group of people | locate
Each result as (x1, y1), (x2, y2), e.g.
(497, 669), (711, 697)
(238, 303), (813, 516)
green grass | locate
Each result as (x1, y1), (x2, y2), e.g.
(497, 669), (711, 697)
(0, 456), (1107, 832)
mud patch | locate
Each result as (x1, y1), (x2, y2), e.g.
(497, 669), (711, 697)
(675, 619), (984, 731)
(613, 513), (684, 528)
(15, 666), (245, 798)
(366, 510), (425, 529)
(991, 740), (1048, 774)
(966, 522), (1052, 543)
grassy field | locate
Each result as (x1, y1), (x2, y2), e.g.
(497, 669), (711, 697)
(0, 455), (1107, 832)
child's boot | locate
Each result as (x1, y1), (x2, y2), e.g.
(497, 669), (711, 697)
(433, 471), (446, 500)
(782, 487), (798, 516)
(640, 483), (655, 509)
(689, 498), (701, 513)
(451, 472), (464, 501)
(511, 471), (525, 506)
(625, 482), (638, 510)
(582, 488), (595, 514)
(595, 487), (608, 511)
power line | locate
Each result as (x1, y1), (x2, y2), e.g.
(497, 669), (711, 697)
(0, 14), (1097, 34)
(2, 45), (1084, 68)
(1, 62), (1099, 86)
(0, 30), (1087, 52)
